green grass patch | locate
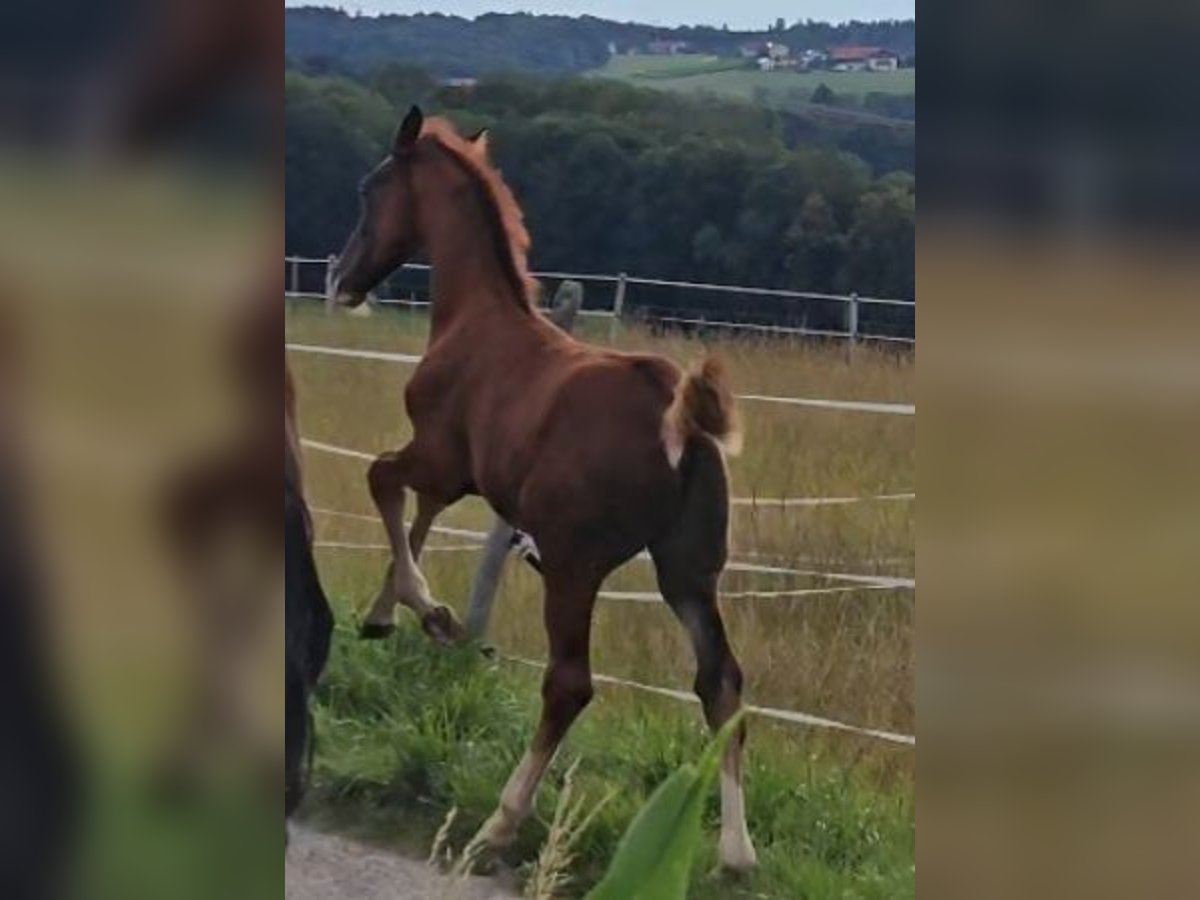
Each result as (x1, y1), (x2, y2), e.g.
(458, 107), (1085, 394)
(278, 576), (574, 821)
(596, 54), (750, 81)
(303, 614), (913, 899)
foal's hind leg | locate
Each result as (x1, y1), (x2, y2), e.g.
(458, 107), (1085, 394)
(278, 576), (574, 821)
(361, 449), (463, 643)
(651, 543), (758, 870)
(478, 566), (599, 847)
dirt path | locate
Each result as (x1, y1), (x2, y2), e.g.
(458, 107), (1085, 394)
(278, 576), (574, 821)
(286, 826), (518, 900)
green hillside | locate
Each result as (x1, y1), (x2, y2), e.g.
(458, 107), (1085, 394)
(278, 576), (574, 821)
(593, 54), (914, 121)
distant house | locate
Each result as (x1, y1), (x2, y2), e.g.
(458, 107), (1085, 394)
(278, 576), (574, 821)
(440, 77), (478, 89)
(826, 46), (900, 72)
(739, 42), (765, 59)
(797, 48), (826, 70)
(753, 42), (794, 72)
(646, 39), (691, 55)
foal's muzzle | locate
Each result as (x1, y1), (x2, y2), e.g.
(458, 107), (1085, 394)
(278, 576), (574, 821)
(324, 255), (367, 310)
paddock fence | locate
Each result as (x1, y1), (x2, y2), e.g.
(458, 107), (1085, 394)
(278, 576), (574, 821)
(286, 321), (916, 745)
(286, 342), (915, 415)
(284, 255), (915, 345)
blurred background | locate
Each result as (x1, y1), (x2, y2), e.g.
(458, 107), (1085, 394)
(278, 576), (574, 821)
(0, 2), (279, 898)
(919, 0), (1200, 897)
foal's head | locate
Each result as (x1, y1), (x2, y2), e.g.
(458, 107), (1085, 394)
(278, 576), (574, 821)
(326, 106), (515, 308)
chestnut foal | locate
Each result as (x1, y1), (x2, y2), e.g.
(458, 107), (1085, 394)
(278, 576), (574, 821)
(326, 107), (757, 869)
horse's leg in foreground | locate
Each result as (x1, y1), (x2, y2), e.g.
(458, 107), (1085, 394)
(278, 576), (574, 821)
(650, 444), (757, 870)
(479, 567), (598, 846)
(360, 449), (463, 642)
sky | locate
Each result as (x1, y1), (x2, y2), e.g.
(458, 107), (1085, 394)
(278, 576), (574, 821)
(284, 2), (915, 31)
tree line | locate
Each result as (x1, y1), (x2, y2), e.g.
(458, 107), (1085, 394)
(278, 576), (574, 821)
(285, 67), (914, 315)
(286, 7), (915, 78)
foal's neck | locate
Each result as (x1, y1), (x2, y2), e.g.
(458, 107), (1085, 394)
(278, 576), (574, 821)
(424, 171), (533, 339)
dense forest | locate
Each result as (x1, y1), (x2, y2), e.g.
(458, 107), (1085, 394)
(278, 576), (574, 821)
(285, 7), (916, 326)
(286, 66), (914, 308)
(286, 7), (915, 78)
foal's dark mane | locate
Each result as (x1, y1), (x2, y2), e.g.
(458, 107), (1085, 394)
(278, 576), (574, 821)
(420, 118), (538, 310)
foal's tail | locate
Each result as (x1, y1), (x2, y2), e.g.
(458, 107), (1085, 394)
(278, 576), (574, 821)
(668, 356), (743, 457)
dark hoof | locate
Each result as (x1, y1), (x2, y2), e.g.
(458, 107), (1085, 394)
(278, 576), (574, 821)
(479, 643), (497, 660)
(421, 605), (466, 645)
(358, 621), (396, 640)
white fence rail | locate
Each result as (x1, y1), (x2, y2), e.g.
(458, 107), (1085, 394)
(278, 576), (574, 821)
(284, 255), (915, 345)
(286, 343), (916, 415)
(290, 282), (915, 745)
(299, 438), (916, 589)
(504, 655), (915, 746)
(306, 506), (917, 746)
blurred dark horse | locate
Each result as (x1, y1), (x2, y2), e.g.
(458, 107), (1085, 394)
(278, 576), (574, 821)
(0, 313), (78, 900)
(328, 109), (757, 869)
(283, 371), (333, 817)
(2, 2), (287, 892)
(89, 0), (331, 821)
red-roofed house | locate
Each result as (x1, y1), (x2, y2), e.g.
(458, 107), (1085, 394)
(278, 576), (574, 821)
(827, 46), (899, 72)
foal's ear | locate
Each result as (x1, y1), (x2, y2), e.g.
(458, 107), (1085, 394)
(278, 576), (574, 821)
(393, 105), (423, 156)
(467, 127), (490, 156)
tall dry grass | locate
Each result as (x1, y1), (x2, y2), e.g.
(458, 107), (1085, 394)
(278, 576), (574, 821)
(287, 298), (916, 896)
(287, 300), (913, 742)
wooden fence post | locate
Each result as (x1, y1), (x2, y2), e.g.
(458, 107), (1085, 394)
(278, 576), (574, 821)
(324, 255), (337, 314)
(609, 272), (628, 343)
(845, 291), (860, 362)
(547, 279), (582, 331)
(464, 279), (582, 640)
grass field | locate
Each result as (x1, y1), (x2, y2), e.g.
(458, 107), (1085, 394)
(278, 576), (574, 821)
(287, 300), (914, 898)
(592, 54), (915, 106)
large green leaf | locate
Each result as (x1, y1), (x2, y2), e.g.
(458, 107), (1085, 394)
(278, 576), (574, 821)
(586, 713), (743, 900)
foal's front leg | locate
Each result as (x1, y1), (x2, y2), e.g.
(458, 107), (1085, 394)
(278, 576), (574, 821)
(360, 450), (464, 643)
